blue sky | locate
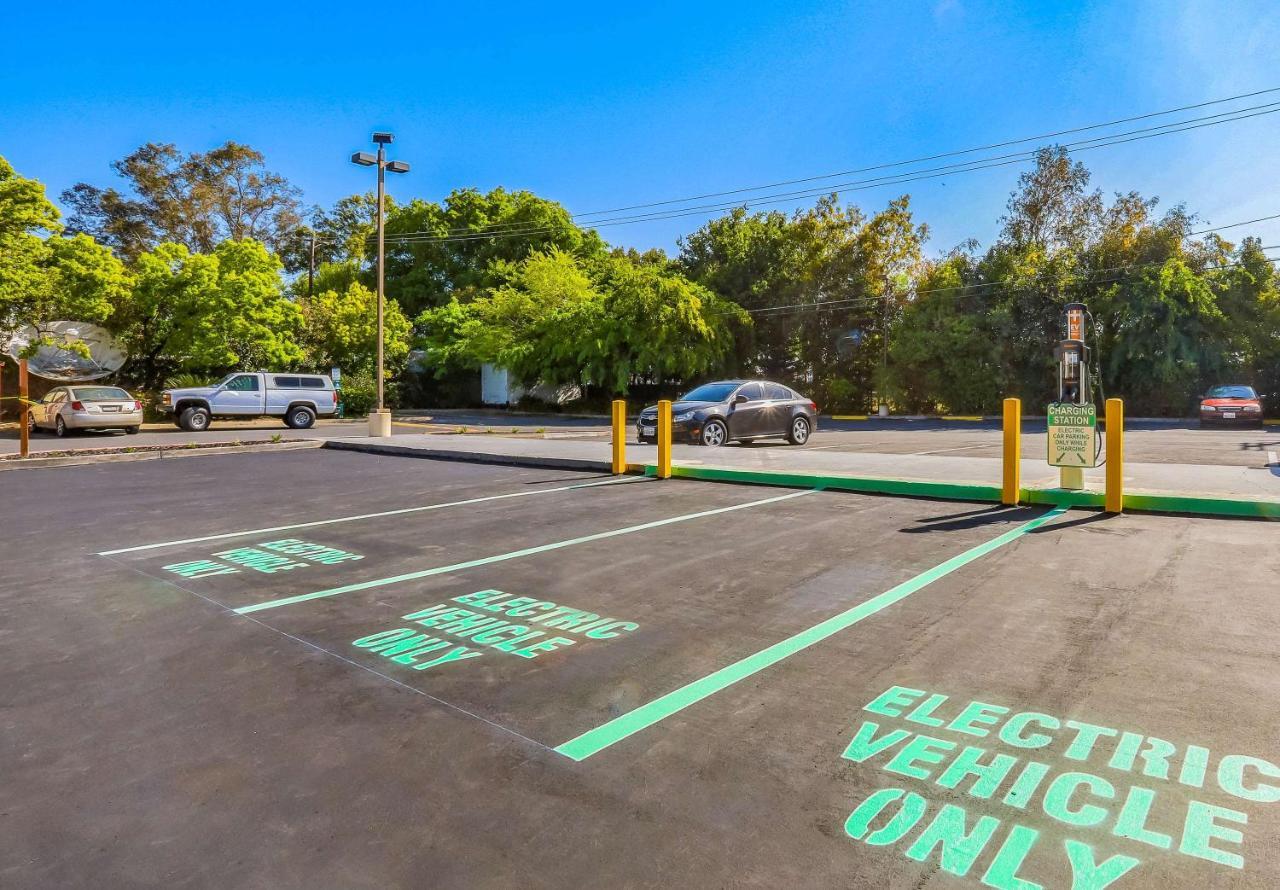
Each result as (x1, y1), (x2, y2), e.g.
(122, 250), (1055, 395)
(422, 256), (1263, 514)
(3, 0), (1278, 255)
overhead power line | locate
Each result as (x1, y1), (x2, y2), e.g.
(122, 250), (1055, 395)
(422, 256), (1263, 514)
(371, 89), (1280, 245)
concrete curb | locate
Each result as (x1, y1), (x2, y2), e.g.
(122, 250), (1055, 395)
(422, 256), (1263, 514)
(327, 439), (1279, 521)
(0, 439), (322, 471)
(322, 440), (612, 473)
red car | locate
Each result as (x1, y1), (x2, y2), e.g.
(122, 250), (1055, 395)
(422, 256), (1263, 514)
(1199, 385), (1265, 427)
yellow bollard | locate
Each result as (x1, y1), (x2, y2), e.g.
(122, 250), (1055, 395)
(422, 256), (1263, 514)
(1002, 397), (1021, 505)
(1106, 398), (1124, 513)
(611, 399), (627, 474)
(656, 399), (672, 479)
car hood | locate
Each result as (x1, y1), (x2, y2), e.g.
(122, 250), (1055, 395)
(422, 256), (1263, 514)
(640, 400), (717, 415)
(165, 386), (217, 399)
(1201, 398), (1260, 407)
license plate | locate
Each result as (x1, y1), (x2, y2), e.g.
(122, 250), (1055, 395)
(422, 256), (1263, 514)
(102, 406), (120, 412)
(1223, 412), (1236, 419)
(640, 426), (654, 435)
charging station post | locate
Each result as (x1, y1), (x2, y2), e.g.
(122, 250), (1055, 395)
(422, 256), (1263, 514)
(1047, 303), (1096, 491)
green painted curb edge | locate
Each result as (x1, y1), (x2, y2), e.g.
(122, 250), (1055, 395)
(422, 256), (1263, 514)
(644, 464), (1278, 520)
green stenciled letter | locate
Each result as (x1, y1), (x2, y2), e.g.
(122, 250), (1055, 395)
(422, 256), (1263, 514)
(863, 686), (926, 718)
(981, 825), (1043, 890)
(1063, 839), (1140, 889)
(905, 803), (999, 877)
(1112, 786), (1171, 850)
(352, 628), (416, 648)
(1218, 754), (1280, 803)
(1063, 721), (1118, 762)
(1043, 772), (1114, 828)
(1179, 801), (1246, 869)
(936, 745), (1018, 799)
(844, 788), (927, 845)
(999, 713), (1059, 749)
(883, 734), (957, 781)
(947, 701), (1010, 737)
(841, 721), (911, 764)
(904, 693), (949, 727)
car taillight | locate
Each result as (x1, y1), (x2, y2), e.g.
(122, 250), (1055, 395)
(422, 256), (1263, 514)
(133, 400), (142, 411)
(333, 391), (339, 404)
(809, 401), (819, 413)
(71, 400), (84, 410)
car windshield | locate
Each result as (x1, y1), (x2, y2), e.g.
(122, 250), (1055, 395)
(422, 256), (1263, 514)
(1206, 385), (1257, 399)
(679, 383), (739, 402)
(71, 386), (131, 401)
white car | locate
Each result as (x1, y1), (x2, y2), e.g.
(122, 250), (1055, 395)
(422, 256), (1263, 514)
(28, 385), (143, 437)
(162, 372), (338, 431)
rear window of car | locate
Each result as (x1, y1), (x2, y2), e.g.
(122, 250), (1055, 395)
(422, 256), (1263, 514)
(765, 383), (793, 400)
(1206, 385), (1257, 399)
(299, 378), (327, 389)
(70, 386), (131, 401)
(273, 376), (301, 388)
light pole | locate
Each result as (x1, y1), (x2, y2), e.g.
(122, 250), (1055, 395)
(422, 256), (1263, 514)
(351, 132), (410, 437)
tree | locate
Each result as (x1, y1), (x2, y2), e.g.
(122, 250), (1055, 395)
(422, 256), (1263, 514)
(1, 156), (130, 350)
(383, 187), (606, 316)
(116, 239), (303, 387)
(297, 280), (411, 376)
(281, 193), (388, 279)
(62, 142), (302, 260)
(417, 249), (746, 394)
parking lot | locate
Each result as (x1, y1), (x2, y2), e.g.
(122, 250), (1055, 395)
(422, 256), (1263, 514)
(5, 448), (1279, 888)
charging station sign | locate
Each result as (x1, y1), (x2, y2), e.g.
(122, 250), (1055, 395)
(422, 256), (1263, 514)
(1047, 403), (1097, 467)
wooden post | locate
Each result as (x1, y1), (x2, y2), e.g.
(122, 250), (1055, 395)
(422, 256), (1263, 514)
(19, 358), (30, 459)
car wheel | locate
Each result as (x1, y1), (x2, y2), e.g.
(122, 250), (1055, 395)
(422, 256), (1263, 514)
(286, 406), (316, 430)
(55, 416), (69, 437)
(27, 413), (38, 436)
(125, 425), (140, 435)
(787, 416), (811, 445)
(700, 419), (728, 447)
(179, 407), (211, 432)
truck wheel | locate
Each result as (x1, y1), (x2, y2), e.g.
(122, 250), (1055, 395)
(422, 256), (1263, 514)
(285, 406), (316, 430)
(180, 407), (211, 432)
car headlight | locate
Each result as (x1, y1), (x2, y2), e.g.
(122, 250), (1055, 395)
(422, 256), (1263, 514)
(1244, 405), (1261, 412)
(1201, 405), (1216, 411)
(673, 411), (695, 423)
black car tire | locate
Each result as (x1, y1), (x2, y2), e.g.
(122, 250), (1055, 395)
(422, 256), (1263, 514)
(700, 419), (728, 447)
(55, 416), (68, 437)
(125, 425), (140, 435)
(286, 406), (316, 430)
(787, 416), (811, 445)
(27, 413), (39, 435)
(179, 407), (211, 432)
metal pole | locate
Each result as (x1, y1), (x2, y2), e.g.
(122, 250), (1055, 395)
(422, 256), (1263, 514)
(308, 230), (316, 298)
(19, 359), (29, 459)
(376, 144), (386, 414)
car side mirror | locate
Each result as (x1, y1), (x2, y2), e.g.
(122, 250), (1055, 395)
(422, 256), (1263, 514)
(733, 394), (749, 405)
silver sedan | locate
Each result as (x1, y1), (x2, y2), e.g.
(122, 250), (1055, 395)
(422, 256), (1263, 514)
(28, 385), (144, 437)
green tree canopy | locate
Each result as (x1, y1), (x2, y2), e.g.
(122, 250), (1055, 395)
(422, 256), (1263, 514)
(297, 279), (411, 377)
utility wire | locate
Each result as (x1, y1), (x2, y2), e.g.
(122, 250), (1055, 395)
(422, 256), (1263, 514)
(371, 98), (1280, 245)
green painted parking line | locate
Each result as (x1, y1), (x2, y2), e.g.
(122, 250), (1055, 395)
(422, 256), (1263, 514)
(233, 488), (817, 615)
(98, 476), (645, 556)
(554, 505), (1068, 761)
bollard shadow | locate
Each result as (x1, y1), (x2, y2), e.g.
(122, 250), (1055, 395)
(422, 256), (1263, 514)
(902, 504), (1039, 534)
(1026, 511), (1115, 533)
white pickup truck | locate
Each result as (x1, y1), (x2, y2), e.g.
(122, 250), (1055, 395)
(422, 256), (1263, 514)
(162, 372), (339, 431)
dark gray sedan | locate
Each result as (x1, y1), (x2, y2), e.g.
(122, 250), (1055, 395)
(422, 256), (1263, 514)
(637, 380), (818, 446)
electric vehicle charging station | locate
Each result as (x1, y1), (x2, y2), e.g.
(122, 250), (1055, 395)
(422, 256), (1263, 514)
(1047, 303), (1097, 490)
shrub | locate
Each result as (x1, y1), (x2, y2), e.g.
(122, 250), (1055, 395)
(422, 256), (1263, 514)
(339, 373), (399, 417)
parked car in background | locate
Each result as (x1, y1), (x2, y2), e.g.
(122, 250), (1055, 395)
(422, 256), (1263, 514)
(162, 372), (338, 431)
(27, 385), (143, 437)
(1198, 385), (1264, 427)
(637, 380), (818, 446)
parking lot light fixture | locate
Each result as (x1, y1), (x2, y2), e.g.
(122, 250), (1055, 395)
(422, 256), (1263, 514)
(350, 132), (411, 437)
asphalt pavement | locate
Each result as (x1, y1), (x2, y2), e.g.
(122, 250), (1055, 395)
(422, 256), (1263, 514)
(5, 450), (1279, 888)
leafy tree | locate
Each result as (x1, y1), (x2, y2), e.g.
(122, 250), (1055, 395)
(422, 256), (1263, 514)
(417, 248), (745, 394)
(282, 193), (388, 279)
(62, 142), (302, 260)
(383, 187), (606, 316)
(296, 280), (411, 376)
(116, 239), (303, 387)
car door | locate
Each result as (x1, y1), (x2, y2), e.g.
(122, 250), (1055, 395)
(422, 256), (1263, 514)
(727, 382), (767, 438)
(763, 383), (796, 436)
(37, 389), (66, 428)
(214, 374), (263, 415)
